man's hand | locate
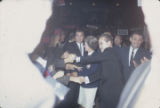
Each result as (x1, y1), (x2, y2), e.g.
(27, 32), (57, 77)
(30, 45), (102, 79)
(74, 65), (83, 71)
(79, 76), (85, 83)
(48, 65), (54, 72)
(65, 64), (75, 70)
(64, 54), (76, 63)
(133, 60), (139, 68)
(65, 64), (83, 71)
(66, 73), (71, 77)
(141, 57), (150, 64)
(70, 72), (78, 77)
(61, 51), (69, 59)
(133, 57), (150, 68)
(53, 70), (64, 79)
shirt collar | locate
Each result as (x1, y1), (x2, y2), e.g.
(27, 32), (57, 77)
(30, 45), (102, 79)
(130, 46), (138, 52)
(76, 42), (83, 45)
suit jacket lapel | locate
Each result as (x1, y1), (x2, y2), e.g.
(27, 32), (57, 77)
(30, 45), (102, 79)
(126, 47), (130, 67)
(134, 48), (139, 59)
(134, 48), (143, 65)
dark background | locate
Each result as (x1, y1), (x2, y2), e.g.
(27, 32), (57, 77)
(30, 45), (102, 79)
(52, 0), (144, 29)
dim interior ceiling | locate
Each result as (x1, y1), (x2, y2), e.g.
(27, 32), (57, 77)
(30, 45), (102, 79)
(52, 0), (144, 29)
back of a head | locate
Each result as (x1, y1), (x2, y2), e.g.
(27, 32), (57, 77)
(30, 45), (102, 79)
(85, 36), (98, 50)
(100, 34), (113, 44)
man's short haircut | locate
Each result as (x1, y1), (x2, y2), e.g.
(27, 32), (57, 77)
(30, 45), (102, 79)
(115, 34), (122, 39)
(75, 29), (84, 36)
(99, 34), (113, 44)
(85, 36), (98, 50)
(130, 31), (144, 39)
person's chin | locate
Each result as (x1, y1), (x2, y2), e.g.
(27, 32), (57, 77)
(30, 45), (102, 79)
(133, 46), (138, 49)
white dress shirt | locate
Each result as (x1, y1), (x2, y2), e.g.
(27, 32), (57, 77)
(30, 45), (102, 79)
(129, 46), (138, 66)
(76, 42), (84, 56)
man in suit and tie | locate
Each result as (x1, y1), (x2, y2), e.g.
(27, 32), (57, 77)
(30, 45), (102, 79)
(59, 29), (85, 108)
(118, 1), (160, 107)
(64, 29), (86, 77)
(120, 32), (151, 83)
(68, 34), (124, 108)
(65, 29), (85, 57)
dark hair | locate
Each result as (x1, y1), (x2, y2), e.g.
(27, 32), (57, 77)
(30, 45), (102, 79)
(75, 29), (84, 36)
(68, 32), (75, 40)
(99, 34), (113, 44)
(85, 36), (98, 50)
(130, 32), (144, 38)
(114, 34), (122, 39)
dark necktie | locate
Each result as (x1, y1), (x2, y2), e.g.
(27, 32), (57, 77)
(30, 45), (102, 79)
(130, 49), (135, 67)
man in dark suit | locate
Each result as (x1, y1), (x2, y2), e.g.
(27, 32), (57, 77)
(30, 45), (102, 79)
(63, 29), (86, 76)
(118, 1), (160, 107)
(73, 34), (124, 108)
(65, 30), (85, 57)
(114, 34), (122, 48)
(59, 29), (85, 108)
(113, 34), (123, 62)
(120, 32), (151, 83)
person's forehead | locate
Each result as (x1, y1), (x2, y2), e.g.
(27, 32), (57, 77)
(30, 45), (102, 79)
(99, 37), (106, 42)
(132, 34), (143, 39)
(76, 32), (84, 36)
(115, 36), (121, 39)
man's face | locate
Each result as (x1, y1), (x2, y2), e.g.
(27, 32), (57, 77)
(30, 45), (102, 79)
(84, 42), (90, 52)
(50, 35), (60, 46)
(75, 32), (84, 43)
(114, 35), (122, 46)
(130, 34), (143, 49)
(98, 37), (108, 52)
(60, 34), (65, 42)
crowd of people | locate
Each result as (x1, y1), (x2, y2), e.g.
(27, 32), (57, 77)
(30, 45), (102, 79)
(1, 0), (160, 108)
(30, 27), (152, 108)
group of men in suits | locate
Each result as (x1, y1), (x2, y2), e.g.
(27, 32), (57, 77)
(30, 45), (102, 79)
(61, 30), (151, 108)
(26, 26), (151, 108)
(0, 0), (156, 108)
(39, 27), (151, 108)
(74, 34), (124, 108)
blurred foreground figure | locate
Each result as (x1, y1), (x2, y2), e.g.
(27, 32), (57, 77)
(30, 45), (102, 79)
(0, 0), (55, 108)
(118, 0), (160, 108)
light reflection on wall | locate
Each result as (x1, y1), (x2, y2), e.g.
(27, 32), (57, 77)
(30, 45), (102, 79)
(0, 0), (55, 108)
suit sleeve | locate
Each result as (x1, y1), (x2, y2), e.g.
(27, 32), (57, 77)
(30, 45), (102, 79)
(53, 59), (66, 69)
(80, 51), (112, 64)
(57, 76), (70, 85)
